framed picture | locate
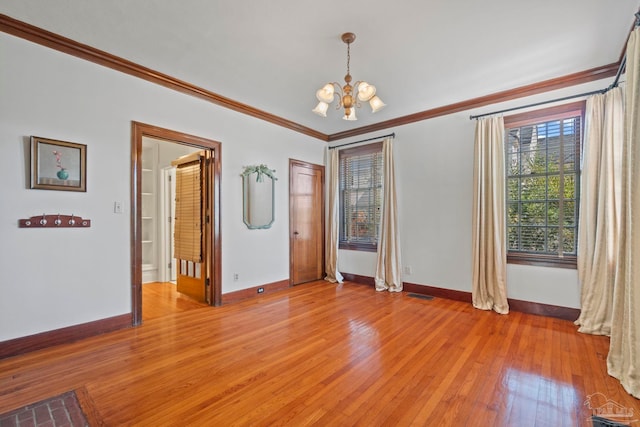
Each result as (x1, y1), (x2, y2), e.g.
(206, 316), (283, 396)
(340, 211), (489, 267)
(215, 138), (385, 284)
(30, 136), (87, 192)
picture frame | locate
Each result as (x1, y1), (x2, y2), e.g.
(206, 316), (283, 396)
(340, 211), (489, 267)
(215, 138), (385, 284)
(30, 136), (87, 192)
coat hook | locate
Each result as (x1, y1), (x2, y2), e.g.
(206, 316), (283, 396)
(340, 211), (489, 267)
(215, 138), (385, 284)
(19, 214), (91, 228)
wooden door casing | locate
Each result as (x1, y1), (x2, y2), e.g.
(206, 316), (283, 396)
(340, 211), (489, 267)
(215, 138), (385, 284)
(132, 122), (222, 325)
(289, 160), (325, 285)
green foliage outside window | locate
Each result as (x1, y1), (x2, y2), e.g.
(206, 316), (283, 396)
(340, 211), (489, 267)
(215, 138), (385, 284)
(505, 116), (580, 258)
(339, 142), (383, 251)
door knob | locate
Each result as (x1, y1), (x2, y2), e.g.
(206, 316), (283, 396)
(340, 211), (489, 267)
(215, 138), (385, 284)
(293, 231), (299, 235)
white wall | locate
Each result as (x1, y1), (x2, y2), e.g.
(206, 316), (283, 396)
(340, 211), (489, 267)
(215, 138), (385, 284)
(0, 33), (325, 341)
(0, 30), (606, 342)
(337, 80), (611, 309)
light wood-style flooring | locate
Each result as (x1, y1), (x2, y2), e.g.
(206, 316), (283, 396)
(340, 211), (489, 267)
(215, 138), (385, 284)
(142, 281), (207, 321)
(0, 281), (638, 426)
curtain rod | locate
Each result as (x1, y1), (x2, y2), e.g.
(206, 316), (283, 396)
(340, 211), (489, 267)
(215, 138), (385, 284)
(605, 11), (638, 91)
(470, 11), (640, 121)
(608, 55), (627, 91)
(468, 89), (606, 120)
(328, 132), (395, 150)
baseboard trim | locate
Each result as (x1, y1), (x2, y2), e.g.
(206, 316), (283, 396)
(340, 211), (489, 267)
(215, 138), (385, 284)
(403, 282), (472, 303)
(0, 313), (132, 359)
(343, 276), (579, 321)
(403, 282), (580, 321)
(506, 298), (579, 321)
(341, 273), (375, 287)
(221, 279), (290, 304)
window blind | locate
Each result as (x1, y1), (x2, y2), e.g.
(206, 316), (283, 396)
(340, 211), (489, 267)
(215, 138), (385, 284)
(173, 157), (202, 262)
(505, 111), (581, 258)
(339, 142), (383, 250)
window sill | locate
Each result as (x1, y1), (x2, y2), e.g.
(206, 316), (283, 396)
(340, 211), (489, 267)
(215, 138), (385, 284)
(339, 243), (377, 253)
(507, 253), (577, 269)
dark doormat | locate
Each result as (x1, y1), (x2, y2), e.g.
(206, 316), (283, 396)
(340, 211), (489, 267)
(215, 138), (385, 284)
(0, 390), (89, 427)
(407, 293), (434, 301)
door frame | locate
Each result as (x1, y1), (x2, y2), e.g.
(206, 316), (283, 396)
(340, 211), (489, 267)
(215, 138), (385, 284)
(131, 122), (222, 326)
(289, 159), (325, 285)
(160, 166), (177, 283)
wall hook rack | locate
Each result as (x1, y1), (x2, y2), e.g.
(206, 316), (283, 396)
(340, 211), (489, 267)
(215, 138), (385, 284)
(19, 213), (91, 228)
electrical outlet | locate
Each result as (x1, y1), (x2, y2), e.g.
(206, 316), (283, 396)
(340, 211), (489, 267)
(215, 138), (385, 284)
(233, 273), (239, 281)
(257, 287), (264, 294)
(113, 201), (123, 214)
(404, 266), (413, 275)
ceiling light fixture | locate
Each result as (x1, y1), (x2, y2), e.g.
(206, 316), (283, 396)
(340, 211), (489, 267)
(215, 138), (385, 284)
(312, 32), (386, 121)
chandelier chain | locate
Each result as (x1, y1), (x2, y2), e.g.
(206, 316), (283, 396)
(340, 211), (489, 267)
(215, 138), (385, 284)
(346, 42), (350, 77)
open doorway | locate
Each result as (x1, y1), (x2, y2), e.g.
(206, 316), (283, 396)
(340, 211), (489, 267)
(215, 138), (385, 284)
(141, 137), (199, 285)
(141, 138), (206, 321)
(131, 122), (222, 326)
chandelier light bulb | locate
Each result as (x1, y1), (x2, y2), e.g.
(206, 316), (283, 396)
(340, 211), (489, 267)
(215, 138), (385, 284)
(343, 108), (357, 121)
(316, 84), (335, 103)
(357, 82), (376, 102)
(312, 101), (329, 117)
(369, 95), (386, 113)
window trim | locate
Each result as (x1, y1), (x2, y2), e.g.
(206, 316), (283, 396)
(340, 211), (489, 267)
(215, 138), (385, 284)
(506, 253), (577, 269)
(338, 141), (383, 252)
(504, 101), (584, 269)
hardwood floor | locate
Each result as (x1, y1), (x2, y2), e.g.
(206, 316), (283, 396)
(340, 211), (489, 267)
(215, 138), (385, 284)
(142, 282), (207, 321)
(0, 281), (638, 426)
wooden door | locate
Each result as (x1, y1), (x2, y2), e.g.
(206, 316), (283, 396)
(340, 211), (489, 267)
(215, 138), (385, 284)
(289, 160), (325, 285)
(172, 150), (212, 303)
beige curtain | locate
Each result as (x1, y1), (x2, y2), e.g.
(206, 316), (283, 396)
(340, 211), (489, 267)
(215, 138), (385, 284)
(472, 116), (509, 314)
(608, 26), (640, 399)
(575, 88), (624, 335)
(325, 148), (344, 283)
(375, 137), (402, 292)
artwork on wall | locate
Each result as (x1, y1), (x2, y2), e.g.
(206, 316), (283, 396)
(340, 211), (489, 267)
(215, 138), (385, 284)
(30, 136), (87, 192)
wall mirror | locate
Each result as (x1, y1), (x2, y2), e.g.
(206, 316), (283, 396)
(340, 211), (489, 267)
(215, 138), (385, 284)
(242, 164), (276, 229)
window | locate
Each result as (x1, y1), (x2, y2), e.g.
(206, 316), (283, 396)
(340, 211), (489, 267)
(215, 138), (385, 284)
(504, 102), (584, 268)
(339, 142), (383, 251)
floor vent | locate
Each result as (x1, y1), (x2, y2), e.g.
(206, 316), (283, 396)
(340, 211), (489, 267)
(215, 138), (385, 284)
(407, 293), (434, 301)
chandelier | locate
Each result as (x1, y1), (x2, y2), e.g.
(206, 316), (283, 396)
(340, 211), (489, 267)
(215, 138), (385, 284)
(312, 32), (386, 121)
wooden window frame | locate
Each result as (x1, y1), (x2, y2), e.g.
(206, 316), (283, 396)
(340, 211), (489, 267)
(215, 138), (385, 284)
(503, 101), (585, 269)
(338, 142), (383, 252)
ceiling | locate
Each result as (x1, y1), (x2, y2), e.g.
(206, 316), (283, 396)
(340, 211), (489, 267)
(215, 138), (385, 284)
(1, 1), (639, 138)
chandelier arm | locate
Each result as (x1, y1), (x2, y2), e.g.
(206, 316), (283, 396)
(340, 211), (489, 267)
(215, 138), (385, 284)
(330, 82), (344, 108)
(352, 81), (365, 108)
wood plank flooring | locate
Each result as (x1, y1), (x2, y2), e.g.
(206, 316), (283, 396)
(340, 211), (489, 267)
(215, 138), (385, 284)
(142, 282), (207, 321)
(0, 281), (638, 426)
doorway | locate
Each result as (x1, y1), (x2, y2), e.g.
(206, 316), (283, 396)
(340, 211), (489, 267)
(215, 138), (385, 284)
(289, 159), (325, 285)
(132, 122), (222, 326)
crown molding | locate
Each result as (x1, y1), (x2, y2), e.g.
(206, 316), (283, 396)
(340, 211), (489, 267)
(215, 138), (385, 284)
(327, 62), (619, 141)
(0, 14), (624, 143)
(0, 14), (328, 141)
